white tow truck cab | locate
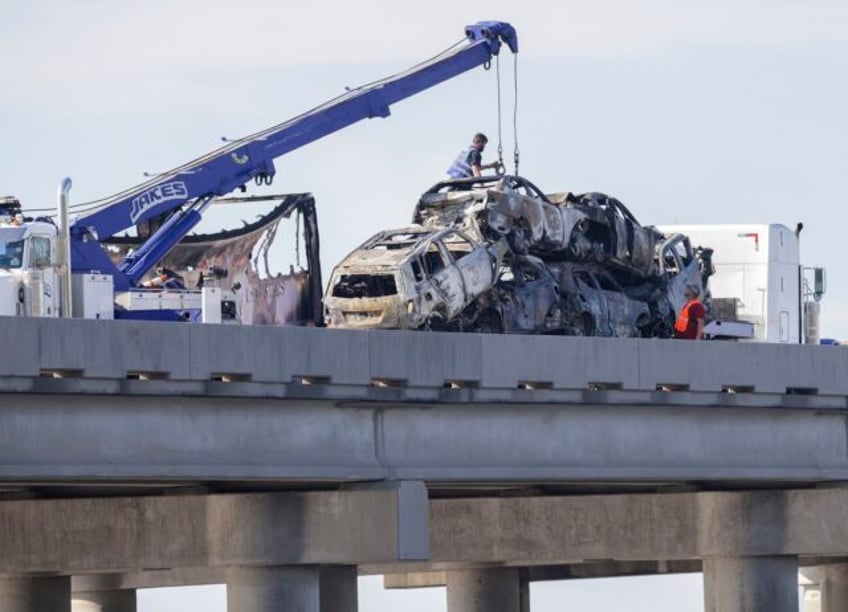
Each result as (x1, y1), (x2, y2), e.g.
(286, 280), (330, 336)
(0, 199), (65, 318)
(659, 223), (825, 344)
(0, 196), (226, 322)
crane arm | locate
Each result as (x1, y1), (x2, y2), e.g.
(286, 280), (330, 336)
(71, 21), (517, 287)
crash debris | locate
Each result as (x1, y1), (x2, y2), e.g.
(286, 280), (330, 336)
(324, 175), (713, 336)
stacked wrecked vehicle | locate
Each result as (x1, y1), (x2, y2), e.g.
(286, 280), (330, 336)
(324, 175), (713, 336)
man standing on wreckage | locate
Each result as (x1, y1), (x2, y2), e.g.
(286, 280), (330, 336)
(446, 133), (504, 178)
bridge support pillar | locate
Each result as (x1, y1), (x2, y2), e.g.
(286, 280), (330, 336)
(813, 564), (848, 612)
(0, 576), (70, 612)
(703, 556), (798, 612)
(446, 568), (529, 612)
(71, 590), (136, 612)
(226, 565), (357, 612)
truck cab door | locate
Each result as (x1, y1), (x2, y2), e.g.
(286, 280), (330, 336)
(27, 236), (58, 317)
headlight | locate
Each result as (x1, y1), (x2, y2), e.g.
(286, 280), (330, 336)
(406, 300), (416, 314)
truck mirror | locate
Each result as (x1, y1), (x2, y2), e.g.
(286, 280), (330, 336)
(814, 267), (826, 300)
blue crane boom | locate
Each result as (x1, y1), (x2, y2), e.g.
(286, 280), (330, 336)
(70, 21), (518, 290)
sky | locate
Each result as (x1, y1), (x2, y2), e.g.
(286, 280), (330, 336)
(2, 1), (848, 335)
(2, 0), (846, 609)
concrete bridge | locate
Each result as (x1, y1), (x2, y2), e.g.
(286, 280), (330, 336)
(1, 317), (848, 611)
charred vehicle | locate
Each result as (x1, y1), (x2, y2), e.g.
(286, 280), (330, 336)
(549, 262), (653, 337)
(486, 255), (561, 333)
(323, 227), (508, 330)
(480, 258), (657, 337)
(327, 175), (712, 336)
(415, 175), (660, 278)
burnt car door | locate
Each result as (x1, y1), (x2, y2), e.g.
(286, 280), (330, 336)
(593, 269), (649, 337)
(498, 256), (560, 333)
(408, 230), (501, 323)
(573, 269), (612, 336)
(659, 234), (704, 316)
(414, 237), (466, 319)
(442, 231), (500, 301)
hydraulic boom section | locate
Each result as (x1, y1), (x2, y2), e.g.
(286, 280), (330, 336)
(71, 21), (519, 289)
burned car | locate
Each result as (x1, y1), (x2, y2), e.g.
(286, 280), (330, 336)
(472, 255), (562, 334)
(327, 174), (712, 337)
(415, 175), (661, 279)
(481, 258), (655, 338)
(549, 262), (653, 337)
(324, 226), (508, 330)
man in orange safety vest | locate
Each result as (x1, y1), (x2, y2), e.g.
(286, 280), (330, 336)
(674, 284), (706, 340)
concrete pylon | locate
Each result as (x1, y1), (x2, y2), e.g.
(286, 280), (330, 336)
(226, 565), (357, 612)
(703, 556), (799, 612)
(813, 563), (848, 612)
(446, 568), (529, 612)
(71, 590), (136, 612)
(0, 576), (71, 612)
(803, 586), (821, 612)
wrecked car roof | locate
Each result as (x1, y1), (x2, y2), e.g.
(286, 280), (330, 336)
(332, 247), (410, 269)
(336, 225), (475, 271)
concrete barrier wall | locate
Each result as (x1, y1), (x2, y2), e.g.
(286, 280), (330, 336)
(3, 317), (847, 395)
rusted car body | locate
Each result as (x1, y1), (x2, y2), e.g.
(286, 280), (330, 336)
(328, 175), (712, 336)
(324, 227), (508, 330)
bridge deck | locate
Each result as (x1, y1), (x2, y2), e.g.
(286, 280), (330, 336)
(1, 317), (846, 496)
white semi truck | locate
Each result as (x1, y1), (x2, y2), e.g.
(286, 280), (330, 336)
(0, 208), (68, 318)
(659, 224), (825, 344)
(0, 194), (228, 322)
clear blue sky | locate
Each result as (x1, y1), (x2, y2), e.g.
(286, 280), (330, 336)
(3, 1), (846, 608)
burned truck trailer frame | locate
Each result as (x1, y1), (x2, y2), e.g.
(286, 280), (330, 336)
(106, 193), (323, 326)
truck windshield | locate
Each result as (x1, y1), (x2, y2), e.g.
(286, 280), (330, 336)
(0, 228), (26, 268)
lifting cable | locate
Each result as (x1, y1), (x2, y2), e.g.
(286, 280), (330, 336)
(513, 53), (520, 176)
(494, 53), (520, 176)
(495, 55), (505, 172)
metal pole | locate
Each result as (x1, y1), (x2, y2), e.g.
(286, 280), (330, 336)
(58, 178), (73, 317)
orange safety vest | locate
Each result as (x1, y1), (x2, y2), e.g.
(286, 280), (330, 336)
(674, 299), (702, 335)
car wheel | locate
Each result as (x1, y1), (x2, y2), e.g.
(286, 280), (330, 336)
(571, 312), (594, 337)
(635, 314), (652, 338)
(423, 311), (447, 332)
(474, 309), (504, 334)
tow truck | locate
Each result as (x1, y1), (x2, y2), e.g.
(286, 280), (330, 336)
(0, 21), (518, 323)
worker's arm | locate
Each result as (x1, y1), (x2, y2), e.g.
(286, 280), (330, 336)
(696, 317), (705, 340)
(478, 160), (505, 175)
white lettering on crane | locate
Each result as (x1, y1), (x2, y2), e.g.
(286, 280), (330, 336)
(130, 182), (188, 223)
